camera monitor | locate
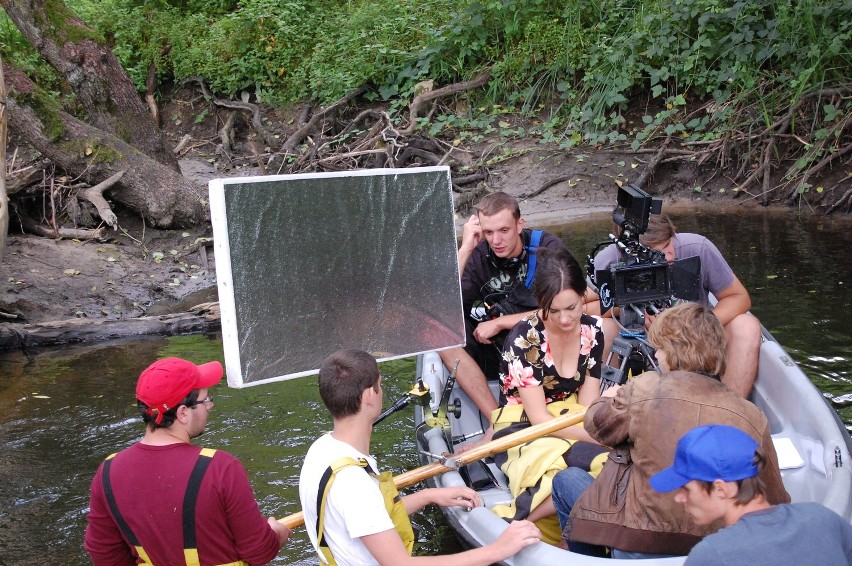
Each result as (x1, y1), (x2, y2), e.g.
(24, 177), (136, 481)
(596, 255), (701, 314)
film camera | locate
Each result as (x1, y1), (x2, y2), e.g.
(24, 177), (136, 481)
(588, 185), (701, 389)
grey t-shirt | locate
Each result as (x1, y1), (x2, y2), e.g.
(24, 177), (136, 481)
(593, 233), (734, 306)
(685, 503), (852, 566)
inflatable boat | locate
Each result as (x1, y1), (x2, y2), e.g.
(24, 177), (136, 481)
(412, 328), (852, 565)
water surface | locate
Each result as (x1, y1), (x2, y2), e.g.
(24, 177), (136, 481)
(0, 207), (849, 565)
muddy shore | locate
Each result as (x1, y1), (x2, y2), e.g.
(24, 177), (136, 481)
(0, 148), (832, 332)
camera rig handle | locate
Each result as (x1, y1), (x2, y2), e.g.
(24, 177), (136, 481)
(600, 335), (660, 392)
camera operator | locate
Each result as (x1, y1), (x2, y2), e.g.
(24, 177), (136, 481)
(594, 213), (761, 398)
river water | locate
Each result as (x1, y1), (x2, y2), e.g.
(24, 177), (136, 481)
(0, 207), (849, 565)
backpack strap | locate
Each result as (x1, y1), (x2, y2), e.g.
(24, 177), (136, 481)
(183, 448), (218, 566)
(102, 453), (154, 565)
(315, 457), (369, 565)
(524, 229), (544, 289)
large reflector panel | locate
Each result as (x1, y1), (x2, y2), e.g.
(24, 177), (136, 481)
(209, 167), (464, 387)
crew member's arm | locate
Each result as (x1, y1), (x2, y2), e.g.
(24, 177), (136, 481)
(361, 519), (541, 565)
(711, 275), (751, 326)
(224, 457), (289, 564)
(401, 486), (482, 514)
(457, 215), (482, 276)
(582, 288), (603, 316)
(583, 377), (635, 447)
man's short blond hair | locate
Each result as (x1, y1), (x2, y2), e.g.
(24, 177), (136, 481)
(476, 191), (521, 220)
(639, 214), (677, 247)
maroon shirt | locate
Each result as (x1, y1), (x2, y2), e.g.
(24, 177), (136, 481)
(85, 442), (280, 565)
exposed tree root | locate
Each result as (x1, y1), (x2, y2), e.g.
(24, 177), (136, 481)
(520, 175), (572, 200)
(79, 170), (124, 230)
(180, 76), (278, 149)
(251, 72), (495, 212)
(398, 71), (491, 136)
(633, 135), (671, 189)
(17, 211), (106, 239)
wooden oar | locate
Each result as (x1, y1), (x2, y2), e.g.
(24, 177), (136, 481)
(279, 408), (587, 529)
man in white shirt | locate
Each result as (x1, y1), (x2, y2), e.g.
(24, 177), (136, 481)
(299, 349), (542, 565)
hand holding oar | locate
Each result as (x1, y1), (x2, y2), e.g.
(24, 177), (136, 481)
(279, 408), (587, 529)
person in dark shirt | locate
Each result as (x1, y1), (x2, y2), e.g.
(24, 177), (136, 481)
(440, 191), (568, 446)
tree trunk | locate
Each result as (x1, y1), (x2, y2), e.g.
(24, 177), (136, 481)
(0, 0), (179, 170)
(0, 303), (222, 350)
(0, 59), (7, 264)
(4, 64), (205, 227)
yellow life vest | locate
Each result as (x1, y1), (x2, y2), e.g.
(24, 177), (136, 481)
(315, 456), (415, 565)
(101, 448), (249, 566)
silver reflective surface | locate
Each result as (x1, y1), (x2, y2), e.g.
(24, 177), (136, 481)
(211, 168), (464, 386)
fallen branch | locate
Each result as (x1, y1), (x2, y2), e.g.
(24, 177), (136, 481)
(0, 303), (221, 350)
(520, 175), (572, 200)
(453, 172), (486, 186)
(315, 148), (388, 167)
(173, 134), (192, 155)
(219, 112), (235, 158)
(18, 211), (106, 239)
(633, 136), (672, 189)
(826, 185), (852, 215)
(398, 70), (491, 136)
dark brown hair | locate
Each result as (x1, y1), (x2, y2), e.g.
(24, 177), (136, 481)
(697, 447), (768, 505)
(318, 349), (380, 419)
(139, 390), (200, 429)
(531, 248), (587, 320)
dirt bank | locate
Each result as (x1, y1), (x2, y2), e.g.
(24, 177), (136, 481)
(0, 142), (784, 331)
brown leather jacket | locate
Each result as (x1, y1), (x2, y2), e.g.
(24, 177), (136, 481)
(566, 370), (790, 555)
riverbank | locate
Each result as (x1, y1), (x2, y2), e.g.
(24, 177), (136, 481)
(0, 149), (816, 325)
(0, 144), (836, 331)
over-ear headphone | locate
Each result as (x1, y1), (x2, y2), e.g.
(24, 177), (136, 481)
(486, 230), (529, 271)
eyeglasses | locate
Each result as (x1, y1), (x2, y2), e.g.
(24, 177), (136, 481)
(189, 395), (213, 409)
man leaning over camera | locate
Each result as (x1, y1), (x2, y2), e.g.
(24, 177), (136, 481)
(594, 213), (761, 398)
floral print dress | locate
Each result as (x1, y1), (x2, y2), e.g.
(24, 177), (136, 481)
(499, 312), (604, 406)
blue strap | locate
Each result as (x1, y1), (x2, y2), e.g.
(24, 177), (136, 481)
(524, 230), (543, 289)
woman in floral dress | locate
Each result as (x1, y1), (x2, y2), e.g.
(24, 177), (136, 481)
(490, 247), (606, 540)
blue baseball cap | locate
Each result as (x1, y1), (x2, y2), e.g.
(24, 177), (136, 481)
(649, 425), (759, 493)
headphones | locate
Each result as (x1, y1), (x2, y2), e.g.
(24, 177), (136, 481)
(486, 230), (529, 271)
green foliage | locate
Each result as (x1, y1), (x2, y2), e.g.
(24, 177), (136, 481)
(0, 12), (60, 90)
(306, 2), (451, 103)
(6, 0), (849, 158)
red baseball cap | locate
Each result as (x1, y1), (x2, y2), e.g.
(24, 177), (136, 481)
(136, 357), (223, 424)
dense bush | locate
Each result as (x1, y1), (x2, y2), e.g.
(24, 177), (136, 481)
(2, 0), (850, 157)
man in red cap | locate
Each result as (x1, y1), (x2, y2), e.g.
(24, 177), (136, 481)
(85, 357), (291, 565)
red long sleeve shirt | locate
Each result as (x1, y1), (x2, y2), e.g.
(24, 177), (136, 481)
(85, 442), (280, 566)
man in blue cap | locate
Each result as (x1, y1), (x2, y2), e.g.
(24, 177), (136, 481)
(651, 424), (852, 565)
